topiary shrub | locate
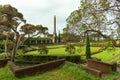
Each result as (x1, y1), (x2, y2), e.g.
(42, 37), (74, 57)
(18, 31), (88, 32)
(65, 43), (76, 54)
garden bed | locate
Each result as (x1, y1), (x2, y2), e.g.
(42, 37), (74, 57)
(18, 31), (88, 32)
(10, 59), (65, 77)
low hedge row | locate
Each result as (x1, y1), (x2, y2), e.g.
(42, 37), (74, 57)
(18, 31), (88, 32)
(15, 54), (81, 63)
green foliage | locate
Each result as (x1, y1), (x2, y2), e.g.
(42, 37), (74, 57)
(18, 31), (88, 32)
(0, 48), (3, 53)
(38, 44), (48, 54)
(65, 43), (76, 54)
(15, 54), (81, 63)
(0, 53), (6, 59)
(66, 9), (82, 24)
(0, 40), (13, 53)
(0, 40), (6, 49)
(18, 45), (37, 54)
(86, 34), (91, 59)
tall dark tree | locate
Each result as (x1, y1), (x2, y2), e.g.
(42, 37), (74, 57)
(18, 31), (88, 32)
(58, 31), (61, 43)
(86, 33), (91, 59)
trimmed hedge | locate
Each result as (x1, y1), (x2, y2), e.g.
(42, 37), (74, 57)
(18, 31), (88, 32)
(15, 54), (81, 63)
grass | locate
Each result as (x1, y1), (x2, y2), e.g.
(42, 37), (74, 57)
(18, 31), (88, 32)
(92, 47), (120, 62)
(0, 62), (118, 80)
(26, 45), (100, 55)
(26, 44), (120, 63)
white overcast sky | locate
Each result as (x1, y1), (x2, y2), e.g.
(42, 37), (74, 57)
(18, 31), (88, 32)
(0, 0), (80, 34)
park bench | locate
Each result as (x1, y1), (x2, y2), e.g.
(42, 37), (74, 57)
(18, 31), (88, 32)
(10, 59), (65, 77)
(85, 59), (117, 77)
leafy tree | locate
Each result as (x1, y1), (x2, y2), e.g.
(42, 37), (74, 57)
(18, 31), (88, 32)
(86, 33), (91, 59)
(21, 24), (35, 47)
(62, 25), (81, 42)
(66, 0), (120, 46)
(0, 5), (25, 61)
(65, 43), (76, 54)
(35, 25), (48, 37)
(0, 5), (49, 61)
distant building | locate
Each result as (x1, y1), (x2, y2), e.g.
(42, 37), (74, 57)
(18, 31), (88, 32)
(24, 15), (59, 45)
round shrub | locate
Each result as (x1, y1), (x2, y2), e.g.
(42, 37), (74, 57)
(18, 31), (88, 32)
(65, 43), (76, 54)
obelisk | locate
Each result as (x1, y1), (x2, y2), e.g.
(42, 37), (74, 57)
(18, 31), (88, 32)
(52, 15), (57, 43)
(54, 15), (56, 34)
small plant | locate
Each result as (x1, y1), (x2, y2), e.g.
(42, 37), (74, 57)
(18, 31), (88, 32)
(65, 43), (76, 54)
(38, 44), (48, 54)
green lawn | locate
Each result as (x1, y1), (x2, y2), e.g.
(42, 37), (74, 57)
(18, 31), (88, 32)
(26, 45), (100, 55)
(0, 62), (118, 80)
(92, 47), (120, 62)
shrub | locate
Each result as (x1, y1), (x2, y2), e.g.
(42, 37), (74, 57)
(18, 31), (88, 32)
(0, 40), (13, 52)
(65, 43), (76, 54)
(18, 45), (37, 53)
(15, 54), (81, 63)
(0, 40), (5, 49)
(38, 44), (48, 54)
(0, 48), (4, 53)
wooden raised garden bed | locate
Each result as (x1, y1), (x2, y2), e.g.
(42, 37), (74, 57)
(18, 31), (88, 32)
(10, 59), (65, 77)
(85, 59), (117, 77)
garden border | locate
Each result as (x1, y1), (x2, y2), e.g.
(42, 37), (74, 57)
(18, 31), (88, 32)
(10, 58), (65, 77)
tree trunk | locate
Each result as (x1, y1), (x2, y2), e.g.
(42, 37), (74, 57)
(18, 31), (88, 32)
(11, 32), (20, 62)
